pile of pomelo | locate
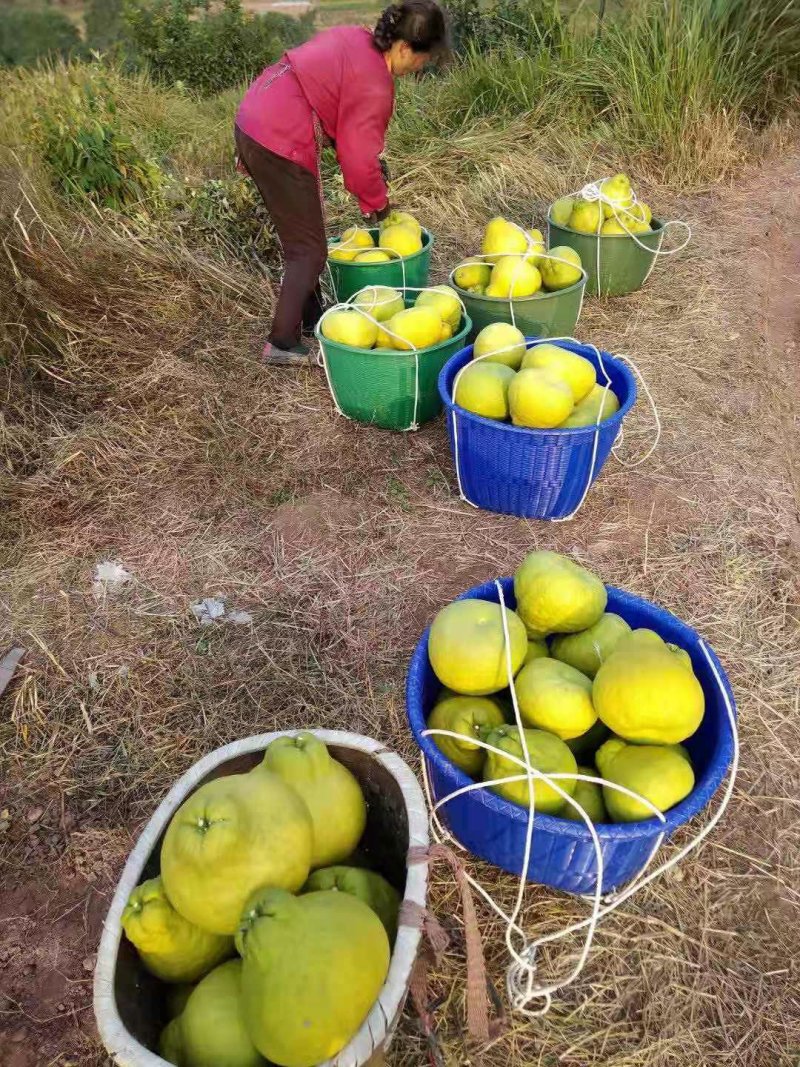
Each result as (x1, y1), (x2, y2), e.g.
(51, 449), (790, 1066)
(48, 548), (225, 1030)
(451, 216), (584, 298)
(454, 324), (620, 429)
(122, 734), (399, 1067)
(321, 283), (463, 352)
(551, 173), (656, 236)
(328, 209), (424, 262)
(426, 551), (705, 824)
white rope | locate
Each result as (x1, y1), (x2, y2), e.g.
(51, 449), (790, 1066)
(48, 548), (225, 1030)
(317, 284), (467, 433)
(419, 579), (739, 1017)
(563, 179), (691, 296)
(448, 336), (659, 521)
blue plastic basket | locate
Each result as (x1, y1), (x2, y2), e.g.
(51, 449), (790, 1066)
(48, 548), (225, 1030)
(406, 578), (736, 896)
(438, 341), (637, 520)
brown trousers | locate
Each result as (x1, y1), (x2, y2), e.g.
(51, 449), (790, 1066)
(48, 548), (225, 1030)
(235, 126), (326, 349)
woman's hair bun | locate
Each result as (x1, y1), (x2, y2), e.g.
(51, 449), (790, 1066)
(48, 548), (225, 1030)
(373, 1), (447, 55)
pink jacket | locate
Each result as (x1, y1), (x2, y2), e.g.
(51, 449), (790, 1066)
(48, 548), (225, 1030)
(236, 26), (394, 216)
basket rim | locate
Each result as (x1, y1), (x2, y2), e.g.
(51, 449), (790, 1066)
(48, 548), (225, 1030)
(93, 730), (429, 1067)
(547, 214), (666, 240)
(327, 226), (434, 267)
(448, 271), (585, 305)
(437, 339), (637, 437)
(315, 307), (473, 359)
(406, 578), (737, 843)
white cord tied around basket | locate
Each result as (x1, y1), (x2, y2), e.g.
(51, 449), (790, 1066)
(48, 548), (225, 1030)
(568, 179), (692, 291)
(449, 336), (661, 522)
(317, 284), (467, 433)
(420, 579), (739, 1019)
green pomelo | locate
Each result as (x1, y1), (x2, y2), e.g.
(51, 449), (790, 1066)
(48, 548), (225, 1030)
(237, 888), (390, 1067)
(428, 598), (528, 695)
(559, 767), (608, 823)
(482, 724), (577, 813)
(427, 693), (506, 775)
(304, 865), (401, 943)
(166, 982), (195, 1020)
(180, 959), (266, 1067)
(596, 739), (695, 822)
(550, 613), (631, 678)
(122, 876), (233, 983)
(513, 657), (597, 740)
(514, 551), (607, 638)
(160, 771), (313, 935)
(259, 733), (366, 869)
(158, 1016), (185, 1066)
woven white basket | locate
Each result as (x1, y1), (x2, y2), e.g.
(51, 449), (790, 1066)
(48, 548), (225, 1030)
(93, 730), (429, 1067)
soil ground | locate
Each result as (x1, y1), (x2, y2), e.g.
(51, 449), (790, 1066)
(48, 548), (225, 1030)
(0, 154), (798, 1065)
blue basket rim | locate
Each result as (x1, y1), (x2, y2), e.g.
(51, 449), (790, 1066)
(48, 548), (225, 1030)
(547, 215), (665, 239)
(315, 309), (473, 358)
(406, 577), (736, 843)
(448, 272), (585, 304)
(437, 340), (637, 438)
(327, 227), (434, 267)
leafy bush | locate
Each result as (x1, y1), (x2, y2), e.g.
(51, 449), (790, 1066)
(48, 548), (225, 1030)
(123, 0), (313, 94)
(174, 176), (277, 262)
(36, 75), (164, 211)
(0, 8), (83, 68)
(447, 0), (569, 55)
(85, 0), (126, 53)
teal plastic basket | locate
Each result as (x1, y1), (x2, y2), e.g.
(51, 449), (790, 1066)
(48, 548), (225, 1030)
(327, 228), (433, 303)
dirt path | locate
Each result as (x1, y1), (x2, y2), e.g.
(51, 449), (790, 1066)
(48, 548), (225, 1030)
(1, 157), (798, 1066)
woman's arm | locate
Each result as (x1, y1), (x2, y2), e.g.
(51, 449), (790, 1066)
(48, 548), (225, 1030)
(335, 82), (392, 217)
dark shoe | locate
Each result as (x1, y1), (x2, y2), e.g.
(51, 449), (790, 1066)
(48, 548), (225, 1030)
(261, 340), (311, 367)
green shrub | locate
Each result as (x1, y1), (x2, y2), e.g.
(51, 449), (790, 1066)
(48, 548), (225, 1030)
(0, 8), (83, 68)
(122, 0), (313, 94)
(174, 176), (277, 262)
(85, 0), (126, 53)
(36, 75), (164, 211)
(447, 0), (569, 55)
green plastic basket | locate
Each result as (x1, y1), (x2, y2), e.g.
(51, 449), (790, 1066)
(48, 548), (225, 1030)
(327, 228), (434, 303)
(449, 271), (585, 342)
(548, 214), (665, 297)
(315, 296), (472, 431)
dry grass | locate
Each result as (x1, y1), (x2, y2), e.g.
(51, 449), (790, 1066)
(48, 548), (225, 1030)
(1, 102), (799, 1067)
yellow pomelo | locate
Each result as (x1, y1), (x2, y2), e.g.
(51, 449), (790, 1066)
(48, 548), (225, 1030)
(593, 640), (705, 744)
(600, 218), (629, 235)
(122, 876), (233, 983)
(508, 368), (574, 428)
(453, 261), (491, 290)
(379, 224), (422, 258)
(599, 173), (634, 219)
(481, 216), (529, 264)
(159, 1017), (186, 1066)
(454, 361), (515, 419)
(560, 383), (620, 428)
(524, 638), (549, 664)
(374, 325), (394, 348)
(438, 321), (454, 342)
(566, 717), (610, 760)
(482, 725), (577, 813)
(559, 767), (608, 823)
(415, 285), (461, 328)
(521, 343), (596, 402)
(380, 210), (422, 237)
(569, 200), (603, 233)
(352, 285), (404, 323)
(550, 196), (574, 226)
(539, 246), (582, 290)
(550, 612), (631, 678)
(329, 247), (358, 262)
(525, 228), (546, 265)
(259, 733), (366, 869)
(160, 771), (313, 935)
(304, 866), (401, 943)
(386, 307), (441, 350)
(596, 738), (695, 822)
(180, 959), (266, 1067)
(340, 226), (375, 250)
(355, 249), (391, 263)
(237, 888), (390, 1067)
(321, 309), (378, 349)
(473, 322), (526, 369)
(428, 598), (528, 695)
(514, 657), (597, 739)
(514, 550), (607, 639)
(487, 256), (542, 298)
(427, 693), (506, 775)
(627, 202), (652, 224)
